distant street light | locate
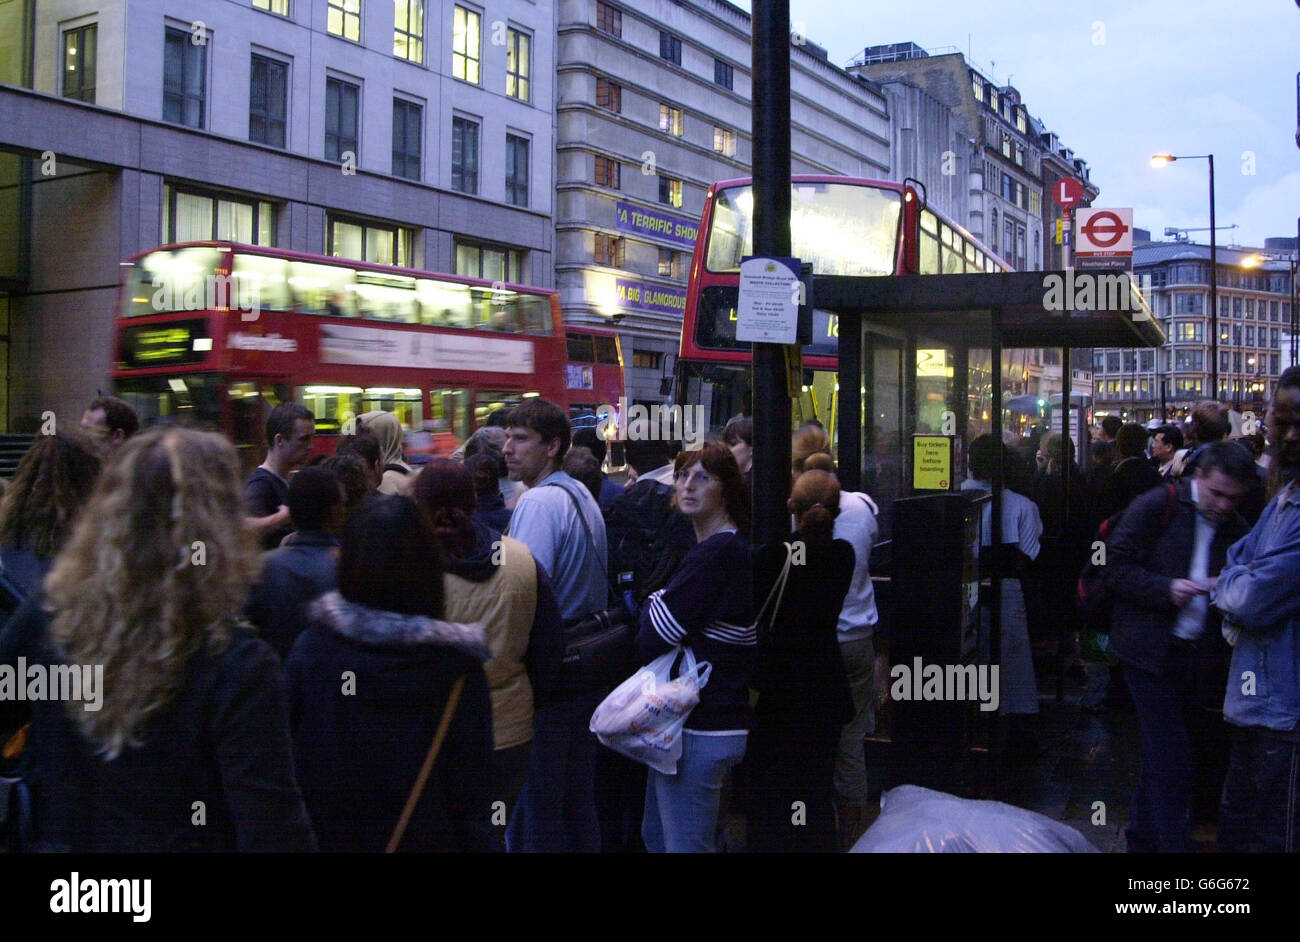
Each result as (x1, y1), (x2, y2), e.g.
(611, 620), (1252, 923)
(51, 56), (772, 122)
(1152, 153), (1218, 398)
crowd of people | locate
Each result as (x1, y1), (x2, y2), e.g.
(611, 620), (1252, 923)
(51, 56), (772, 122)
(1, 371), (1298, 854)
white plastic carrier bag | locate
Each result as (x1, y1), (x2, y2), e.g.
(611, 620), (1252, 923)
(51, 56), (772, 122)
(589, 646), (711, 775)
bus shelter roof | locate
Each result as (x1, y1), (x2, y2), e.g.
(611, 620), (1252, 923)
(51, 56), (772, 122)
(815, 271), (1165, 349)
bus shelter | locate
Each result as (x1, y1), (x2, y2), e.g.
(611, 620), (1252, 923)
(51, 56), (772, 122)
(809, 269), (1164, 792)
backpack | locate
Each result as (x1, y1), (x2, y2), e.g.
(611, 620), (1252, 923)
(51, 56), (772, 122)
(604, 477), (696, 608)
(1076, 482), (1177, 632)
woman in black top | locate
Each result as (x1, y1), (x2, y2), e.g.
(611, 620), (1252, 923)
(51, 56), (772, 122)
(747, 469), (855, 853)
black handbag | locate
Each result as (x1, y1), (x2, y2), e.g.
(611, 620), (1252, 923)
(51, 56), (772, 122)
(536, 480), (638, 693)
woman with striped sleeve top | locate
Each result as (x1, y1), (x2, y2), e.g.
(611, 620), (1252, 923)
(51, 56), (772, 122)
(636, 442), (755, 853)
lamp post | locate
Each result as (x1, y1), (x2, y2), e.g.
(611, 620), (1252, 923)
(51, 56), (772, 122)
(1152, 153), (1217, 399)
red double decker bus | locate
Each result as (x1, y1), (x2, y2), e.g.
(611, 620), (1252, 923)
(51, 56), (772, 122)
(113, 242), (619, 472)
(677, 175), (1014, 443)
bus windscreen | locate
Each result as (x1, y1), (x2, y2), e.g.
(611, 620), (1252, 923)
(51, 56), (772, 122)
(705, 182), (902, 277)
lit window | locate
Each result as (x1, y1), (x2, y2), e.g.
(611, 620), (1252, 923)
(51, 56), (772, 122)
(452, 6), (481, 84)
(164, 187), (275, 245)
(506, 28), (530, 101)
(659, 104), (683, 137)
(658, 175), (683, 209)
(455, 241), (524, 281)
(394, 0), (424, 63)
(328, 0), (361, 41)
(253, 0), (290, 14)
(62, 24), (97, 103)
(971, 73), (983, 102)
(328, 216), (414, 267)
(713, 126), (736, 157)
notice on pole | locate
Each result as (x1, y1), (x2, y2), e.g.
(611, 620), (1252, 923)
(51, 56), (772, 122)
(736, 256), (801, 344)
(913, 435), (952, 491)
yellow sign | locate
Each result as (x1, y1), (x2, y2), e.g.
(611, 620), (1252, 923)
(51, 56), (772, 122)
(913, 435), (952, 490)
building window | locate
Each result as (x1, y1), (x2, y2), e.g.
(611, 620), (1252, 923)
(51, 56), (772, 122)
(596, 77), (621, 112)
(1016, 108), (1026, 133)
(1246, 298), (1256, 318)
(1220, 351), (1231, 372)
(452, 6), (481, 84)
(1245, 326), (1255, 346)
(989, 89), (998, 113)
(990, 208), (998, 250)
(325, 77), (360, 162)
(714, 59), (733, 89)
(329, 216), (414, 267)
(253, 0), (291, 14)
(632, 350), (662, 370)
(1271, 327), (1280, 347)
(594, 155), (620, 189)
(394, 0), (424, 62)
(451, 115), (479, 194)
(659, 104), (683, 137)
(656, 249), (685, 280)
(658, 175), (683, 209)
(594, 233), (625, 268)
(971, 73), (983, 102)
(1001, 174), (1013, 201)
(163, 185), (275, 246)
(62, 24), (97, 103)
(328, 0), (362, 41)
(1001, 135), (1012, 159)
(1106, 352), (1120, 372)
(392, 98), (422, 180)
(713, 126), (736, 157)
(505, 134), (529, 207)
(455, 241), (523, 282)
(1140, 350), (1154, 371)
(506, 28), (530, 101)
(249, 55), (288, 149)
(659, 31), (681, 65)
(1233, 297), (1243, 317)
(1176, 321), (1203, 342)
(163, 26), (206, 128)
(596, 2), (622, 37)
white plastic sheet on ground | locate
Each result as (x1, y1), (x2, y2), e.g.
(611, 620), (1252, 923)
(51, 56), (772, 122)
(851, 785), (1098, 853)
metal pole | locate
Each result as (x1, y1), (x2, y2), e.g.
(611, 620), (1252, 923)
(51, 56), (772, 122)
(750, 0), (793, 546)
(1209, 154), (1218, 400)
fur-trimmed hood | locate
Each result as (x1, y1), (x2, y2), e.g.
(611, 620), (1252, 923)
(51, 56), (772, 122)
(309, 591), (490, 662)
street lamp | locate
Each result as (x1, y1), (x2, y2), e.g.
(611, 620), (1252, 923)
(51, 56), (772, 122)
(1152, 153), (1217, 399)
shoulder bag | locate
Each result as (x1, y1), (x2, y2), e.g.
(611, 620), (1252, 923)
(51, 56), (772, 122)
(386, 675), (467, 853)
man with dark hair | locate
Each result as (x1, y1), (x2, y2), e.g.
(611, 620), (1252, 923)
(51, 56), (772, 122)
(1215, 366), (1300, 852)
(1150, 424), (1184, 478)
(1097, 423), (1164, 520)
(1105, 439), (1254, 852)
(572, 427), (623, 511)
(246, 402), (315, 550)
(1100, 414), (1123, 442)
(1173, 401), (1232, 477)
(246, 465), (343, 659)
(81, 395), (139, 449)
(501, 397), (608, 854)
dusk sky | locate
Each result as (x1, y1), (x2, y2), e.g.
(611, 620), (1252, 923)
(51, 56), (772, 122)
(737, 0), (1300, 249)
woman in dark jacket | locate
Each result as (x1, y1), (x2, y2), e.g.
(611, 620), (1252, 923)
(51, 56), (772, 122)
(636, 443), (754, 853)
(284, 495), (496, 852)
(747, 468), (855, 853)
(0, 428), (315, 852)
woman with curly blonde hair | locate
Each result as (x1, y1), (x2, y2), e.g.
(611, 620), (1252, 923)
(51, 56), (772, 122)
(0, 427), (316, 851)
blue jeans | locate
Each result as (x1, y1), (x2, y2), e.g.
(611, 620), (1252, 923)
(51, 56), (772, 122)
(642, 731), (747, 853)
(506, 698), (601, 853)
